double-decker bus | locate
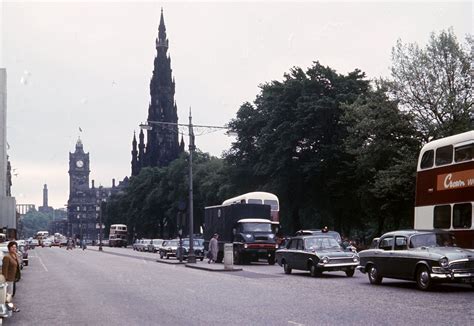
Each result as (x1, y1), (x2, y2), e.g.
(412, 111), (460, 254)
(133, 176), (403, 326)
(222, 192), (280, 222)
(109, 224), (128, 247)
(414, 130), (474, 248)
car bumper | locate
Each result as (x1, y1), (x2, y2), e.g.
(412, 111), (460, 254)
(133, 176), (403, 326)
(430, 271), (474, 282)
(317, 262), (359, 271)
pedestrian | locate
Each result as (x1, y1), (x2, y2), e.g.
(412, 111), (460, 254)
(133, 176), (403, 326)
(208, 233), (219, 264)
(2, 241), (21, 312)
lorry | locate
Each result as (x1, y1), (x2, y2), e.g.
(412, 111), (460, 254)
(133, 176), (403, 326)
(204, 203), (277, 265)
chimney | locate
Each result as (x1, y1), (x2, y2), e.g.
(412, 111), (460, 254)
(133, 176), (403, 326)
(112, 178), (116, 188)
(91, 180), (95, 188)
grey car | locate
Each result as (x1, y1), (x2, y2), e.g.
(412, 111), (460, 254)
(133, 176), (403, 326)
(358, 230), (474, 290)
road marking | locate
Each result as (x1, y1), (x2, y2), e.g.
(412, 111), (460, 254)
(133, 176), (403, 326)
(288, 321), (304, 326)
(143, 259), (148, 264)
(37, 254), (49, 272)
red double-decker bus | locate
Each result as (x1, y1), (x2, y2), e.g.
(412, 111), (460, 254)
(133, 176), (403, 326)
(414, 130), (474, 248)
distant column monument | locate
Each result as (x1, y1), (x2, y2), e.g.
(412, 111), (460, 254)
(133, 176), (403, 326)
(38, 184), (54, 215)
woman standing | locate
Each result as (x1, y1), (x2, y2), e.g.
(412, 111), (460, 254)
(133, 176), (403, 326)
(2, 241), (20, 312)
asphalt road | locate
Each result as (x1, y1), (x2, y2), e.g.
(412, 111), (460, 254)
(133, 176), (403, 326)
(6, 246), (473, 326)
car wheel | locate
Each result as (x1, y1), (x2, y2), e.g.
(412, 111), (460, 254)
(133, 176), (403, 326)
(416, 266), (432, 291)
(345, 268), (355, 277)
(283, 261), (292, 274)
(267, 254), (276, 265)
(166, 255), (170, 260)
(200, 257), (204, 261)
(159, 252), (164, 259)
(368, 265), (383, 285)
(309, 263), (321, 277)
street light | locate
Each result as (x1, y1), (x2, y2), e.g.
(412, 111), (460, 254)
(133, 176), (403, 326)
(99, 199), (106, 251)
(140, 108), (228, 264)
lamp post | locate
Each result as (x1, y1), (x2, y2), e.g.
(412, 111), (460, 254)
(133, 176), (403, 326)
(99, 199), (105, 251)
(140, 108), (228, 264)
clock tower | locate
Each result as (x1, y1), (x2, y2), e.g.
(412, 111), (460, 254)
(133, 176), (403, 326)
(68, 138), (90, 194)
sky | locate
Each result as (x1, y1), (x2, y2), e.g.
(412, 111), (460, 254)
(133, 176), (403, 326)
(1, 0), (472, 209)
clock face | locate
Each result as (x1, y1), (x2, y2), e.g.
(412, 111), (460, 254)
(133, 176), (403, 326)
(76, 160), (84, 168)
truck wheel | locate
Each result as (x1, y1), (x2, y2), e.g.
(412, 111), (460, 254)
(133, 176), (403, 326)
(234, 250), (242, 265)
(216, 252), (224, 264)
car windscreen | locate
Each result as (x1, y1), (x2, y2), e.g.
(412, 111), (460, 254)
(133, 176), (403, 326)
(409, 233), (457, 248)
(241, 223), (272, 232)
(168, 241), (178, 246)
(182, 240), (200, 246)
(305, 237), (341, 250)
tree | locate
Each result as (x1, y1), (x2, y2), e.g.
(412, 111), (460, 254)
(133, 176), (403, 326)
(390, 29), (473, 141)
(342, 84), (421, 237)
(226, 62), (370, 233)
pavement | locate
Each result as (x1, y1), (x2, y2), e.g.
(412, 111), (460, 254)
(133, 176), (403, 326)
(87, 245), (243, 272)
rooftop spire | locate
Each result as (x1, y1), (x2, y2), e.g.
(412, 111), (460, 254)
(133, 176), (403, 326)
(157, 8), (168, 49)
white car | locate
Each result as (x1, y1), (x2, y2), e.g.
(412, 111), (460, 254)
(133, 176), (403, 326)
(42, 239), (52, 247)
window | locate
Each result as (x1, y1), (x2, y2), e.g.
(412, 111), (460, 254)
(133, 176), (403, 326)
(433, 205), (451, 229)
(248, 199), (262, 204)
(435, 145), (453, 166)
(394, 236), (407, 250)
(453, 203), (472, 229)
(289, 240), (298, 250)
(379, 237), (393, 250)
(454, 143), (474, 163)
(296, 240), (304, 250)
(420, 150), (434, 169)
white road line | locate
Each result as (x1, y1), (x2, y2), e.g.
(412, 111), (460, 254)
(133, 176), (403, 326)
(288, 321), (304, 326)
(37, 254), (49, 272)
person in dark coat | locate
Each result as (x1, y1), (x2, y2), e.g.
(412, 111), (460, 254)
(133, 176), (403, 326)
(2, 241), (20, 312)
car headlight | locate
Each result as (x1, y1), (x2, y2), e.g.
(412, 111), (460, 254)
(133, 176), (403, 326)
(245, 234), (252, 238)
(439, 257), (449, 268)
(352, 255), (359, 262)
(321, 257), (329, 264)
(268, 234), (275, 239)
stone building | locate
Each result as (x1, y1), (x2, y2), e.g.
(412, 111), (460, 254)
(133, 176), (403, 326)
(131, 10), (184, 176)
(0, 68), (16, 238)
(67, 139), (127, 240)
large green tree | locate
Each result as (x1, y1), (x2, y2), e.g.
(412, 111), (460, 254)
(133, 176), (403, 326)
(225, 62), (370, 233)
(342, 84), (421, 238)
(390, 29), (473, 140)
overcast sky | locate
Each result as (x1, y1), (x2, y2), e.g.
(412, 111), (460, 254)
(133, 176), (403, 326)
(1, 1), (472, 208)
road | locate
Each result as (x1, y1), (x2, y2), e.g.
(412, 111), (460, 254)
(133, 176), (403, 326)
(7, 246), (473, 326)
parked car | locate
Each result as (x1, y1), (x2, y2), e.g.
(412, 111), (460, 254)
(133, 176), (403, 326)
(276, 235), (359, 277)
(29, 239), (39, 249)
(17, 244), (29, 267)
(358, 230), (474, 291)
(132, 239), (141, 251)
(148, 239), (164, 253)
(178, 239), (205, 261)
(159, 240), (179, 259)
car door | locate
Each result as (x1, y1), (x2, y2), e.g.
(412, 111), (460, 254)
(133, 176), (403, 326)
(390, 236), (410, 279)
(286, 239), (298, 268)
(376, 236), (394, 277)
(293, 239), (306, 270)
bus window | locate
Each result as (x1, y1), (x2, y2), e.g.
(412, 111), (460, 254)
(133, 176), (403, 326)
(433, 205), (451, 228)
(264, 199), (279, 211)
(420, 150), (434, 169)
(454, 144), (473, 163)
(435, 145), (453, 166)
(248, 199), (262, 204)
(453, 203), (472, 229)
